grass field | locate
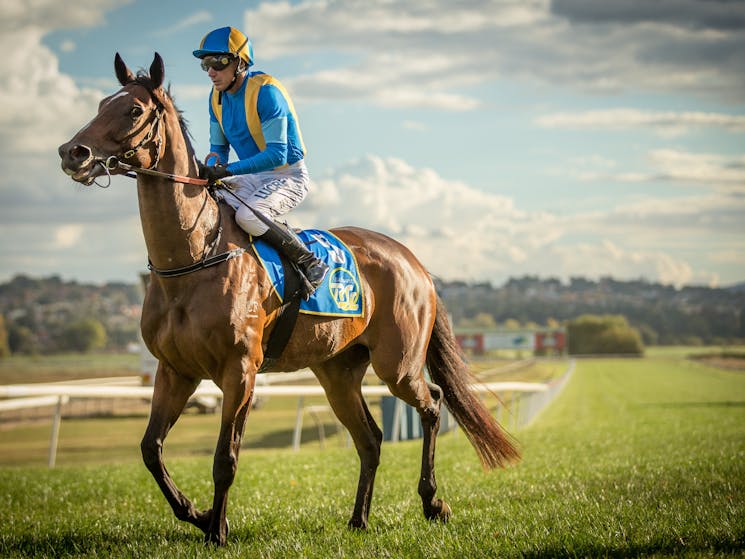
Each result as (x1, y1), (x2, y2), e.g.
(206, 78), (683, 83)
(0, 353), (743, 557)
(0, 352), (141, 385)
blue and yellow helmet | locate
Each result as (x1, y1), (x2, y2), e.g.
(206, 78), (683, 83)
(193, 26), (253, 66)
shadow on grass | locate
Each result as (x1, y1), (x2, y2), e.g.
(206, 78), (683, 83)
(2, 528), (199, 557)
(520, 533), (745, 558)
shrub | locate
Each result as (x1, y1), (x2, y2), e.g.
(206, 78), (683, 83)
(567, 314), (644, 356)
(58, 317), (108, 353)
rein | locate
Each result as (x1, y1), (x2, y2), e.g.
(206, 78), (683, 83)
(99, 155), (210, 187)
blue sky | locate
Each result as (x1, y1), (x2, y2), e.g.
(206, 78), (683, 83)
(1, 0), (744, 287)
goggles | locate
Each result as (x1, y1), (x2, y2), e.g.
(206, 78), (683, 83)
(200, 54), (235, 72)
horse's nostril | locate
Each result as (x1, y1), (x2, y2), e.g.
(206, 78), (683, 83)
(69, 144), (92, 163)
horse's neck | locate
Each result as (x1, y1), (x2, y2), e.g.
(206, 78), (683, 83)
(137, 112), (219, 271)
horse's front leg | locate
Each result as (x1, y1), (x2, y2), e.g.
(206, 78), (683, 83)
(204, 370), (256, 546)
(140, 364), (209, 529)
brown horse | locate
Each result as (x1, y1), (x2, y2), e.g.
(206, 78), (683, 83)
(58, 53), (519, 546)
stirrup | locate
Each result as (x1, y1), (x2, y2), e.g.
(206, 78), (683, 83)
(299, 261), (329, 300)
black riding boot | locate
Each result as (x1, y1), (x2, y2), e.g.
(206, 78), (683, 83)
(259, 223), (329, 298)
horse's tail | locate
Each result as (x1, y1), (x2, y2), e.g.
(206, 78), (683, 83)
(426, 297), (521, 470)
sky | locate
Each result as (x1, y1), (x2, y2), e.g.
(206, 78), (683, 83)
(1, 0), (744, 288)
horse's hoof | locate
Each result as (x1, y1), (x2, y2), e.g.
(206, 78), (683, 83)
(426, 499), (451, 523)
(437, 501), (452, 523)
(347, 518), (368, 531)
(203, 532), (226, 547)
(202, 516), (229, 546)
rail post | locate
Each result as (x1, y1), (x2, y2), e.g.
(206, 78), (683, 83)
(48, 395), (69, 468)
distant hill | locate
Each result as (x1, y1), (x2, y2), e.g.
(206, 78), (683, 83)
(0, 273), (743, 354)
(0, 275), (142, 354)
(726, 281), (745, 293)
(435, 276), (745, 346)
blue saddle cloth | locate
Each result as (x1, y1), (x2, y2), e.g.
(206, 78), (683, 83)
(251, 229), (364, 317)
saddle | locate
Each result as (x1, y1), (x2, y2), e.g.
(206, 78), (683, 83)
(253, 229), (364, 373)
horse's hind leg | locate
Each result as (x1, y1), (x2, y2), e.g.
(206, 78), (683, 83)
(371, 342), (451, 522)
(417, 381), (451, 522)
(312, 346), (381, 529)
(141, 364), (209, 529)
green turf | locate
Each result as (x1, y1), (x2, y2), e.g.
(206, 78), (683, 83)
(0, 355), (743, 557)
(0, 352), (140, 384)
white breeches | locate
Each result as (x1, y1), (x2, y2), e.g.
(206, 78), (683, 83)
(219, 160), (310, 236)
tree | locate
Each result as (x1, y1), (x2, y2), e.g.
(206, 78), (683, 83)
(58, 317), (108, 352)
(8, 325), (38, 355)
(546, 317), (561, 329)
(457, 312), (497, 329)
(637, 324), (659, 346)
(502, 318), (521, 331)
(567, 314), (644, 356)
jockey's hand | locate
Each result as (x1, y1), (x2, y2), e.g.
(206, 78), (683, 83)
(200, 164), (232, 183)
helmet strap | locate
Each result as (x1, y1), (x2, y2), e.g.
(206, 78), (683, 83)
(226, 62), (247, 92)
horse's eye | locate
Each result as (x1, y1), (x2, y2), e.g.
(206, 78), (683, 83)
(130, 106), (144, 119)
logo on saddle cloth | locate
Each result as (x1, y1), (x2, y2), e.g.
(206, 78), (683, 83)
(251, 229), (364, 317)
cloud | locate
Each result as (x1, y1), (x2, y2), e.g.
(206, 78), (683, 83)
(566, 149), (745, 194)
(576, 191), (745, 243)
(244, 0), (745, 108)
(153, 10), (212, 37)
(0, 0), (146, 284)
(550, 0), (745, 31)
(0, 0), (740, 290)
(403, 120), (428, 131)
(540, 240), (698, 287)
(53, 224), (84, 249)
(0, 0), (133, 155)
(0, 213), (146, 283)
(535, 108), (745, 136)
(647, 149), (745, 191)
(0, 0), (127, 30)
(2, 145), (739, 287)
(287, 155), (739, 287)
(60, 40), (76, 53)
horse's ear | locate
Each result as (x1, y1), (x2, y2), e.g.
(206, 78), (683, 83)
(150, 53), (165, 89)
(114, 53), (134, 85)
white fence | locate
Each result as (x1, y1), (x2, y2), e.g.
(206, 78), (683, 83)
(0, 361), (574, 467)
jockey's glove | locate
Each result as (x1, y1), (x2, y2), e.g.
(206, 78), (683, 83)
(200, 163), (232, 183)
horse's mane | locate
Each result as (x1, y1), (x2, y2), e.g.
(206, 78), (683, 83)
(133, 70), (197, 160)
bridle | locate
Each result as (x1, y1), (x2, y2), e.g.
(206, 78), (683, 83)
(87, 82), (243, 277)
(89, 83), (208, 189)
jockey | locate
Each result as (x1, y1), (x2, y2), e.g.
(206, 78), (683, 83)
(193, 26), (328, 297)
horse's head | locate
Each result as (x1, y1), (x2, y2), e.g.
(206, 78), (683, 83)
(59, 53), (168, 185)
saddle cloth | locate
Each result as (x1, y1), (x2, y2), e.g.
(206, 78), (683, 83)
(251, 229), (364, 317)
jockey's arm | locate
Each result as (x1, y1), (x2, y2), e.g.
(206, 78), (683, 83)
(226, 115), (288, 175)
(207, 119), (230, 166)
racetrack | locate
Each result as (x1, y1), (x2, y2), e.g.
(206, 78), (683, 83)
(0, 355), (743, 557)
